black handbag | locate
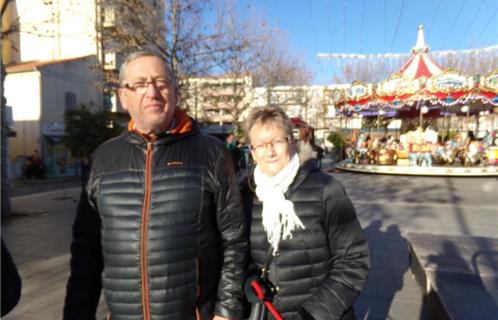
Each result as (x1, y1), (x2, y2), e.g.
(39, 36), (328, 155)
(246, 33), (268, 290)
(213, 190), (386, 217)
(246, 300), (265, 320)
(244, 246), (279, 320)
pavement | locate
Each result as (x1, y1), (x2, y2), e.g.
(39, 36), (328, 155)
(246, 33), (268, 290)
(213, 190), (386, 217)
(407, 233), (498, 320)
(1, 172), (497, 319)
(335, 173), (498, 320)
(8, 176), (82, 198)
(2, 178), (108, 320)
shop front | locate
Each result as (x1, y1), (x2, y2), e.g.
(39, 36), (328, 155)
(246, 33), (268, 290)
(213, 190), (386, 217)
(42, 122), (78, 177)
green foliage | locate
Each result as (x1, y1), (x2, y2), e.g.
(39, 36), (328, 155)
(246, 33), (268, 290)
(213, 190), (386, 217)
(64, 105), (124, 159)
(447, 129), (459, 140)
(327, 131), (345, 150)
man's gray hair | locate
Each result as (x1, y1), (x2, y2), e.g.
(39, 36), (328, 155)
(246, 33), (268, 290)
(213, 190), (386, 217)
(118, 50), (176, 86)
(244, 105), (294, 144)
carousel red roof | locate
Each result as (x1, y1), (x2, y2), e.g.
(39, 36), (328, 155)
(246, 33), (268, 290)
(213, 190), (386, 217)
(397, 25), (443, 80)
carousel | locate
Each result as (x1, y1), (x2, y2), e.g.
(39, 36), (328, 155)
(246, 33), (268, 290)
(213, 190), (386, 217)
(331, 25), (498, 176)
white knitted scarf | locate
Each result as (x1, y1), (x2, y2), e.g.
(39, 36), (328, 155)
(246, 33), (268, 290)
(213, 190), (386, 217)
(254, 153), (305, 255)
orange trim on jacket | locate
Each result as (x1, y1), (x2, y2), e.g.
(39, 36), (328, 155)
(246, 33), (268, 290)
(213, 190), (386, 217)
(127, 109), (193, 135)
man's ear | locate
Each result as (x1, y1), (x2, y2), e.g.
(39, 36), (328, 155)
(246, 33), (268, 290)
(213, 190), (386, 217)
(117, 88), (128, 111)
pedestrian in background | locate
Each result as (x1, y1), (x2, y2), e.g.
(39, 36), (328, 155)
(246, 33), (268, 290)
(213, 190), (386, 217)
(297, 127), (324, 168)
(226, 132), (242, 175)
(242, 106), (369, 319)
(63, 50), (248, 320)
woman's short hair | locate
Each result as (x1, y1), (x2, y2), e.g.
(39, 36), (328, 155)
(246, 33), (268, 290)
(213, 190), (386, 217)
(299, 127), (314, 143)
(244, 105), (293, 144)
(118, 50), (176, 86)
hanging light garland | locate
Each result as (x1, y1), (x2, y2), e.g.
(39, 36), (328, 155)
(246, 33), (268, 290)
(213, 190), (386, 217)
(317, 44), (498, 60)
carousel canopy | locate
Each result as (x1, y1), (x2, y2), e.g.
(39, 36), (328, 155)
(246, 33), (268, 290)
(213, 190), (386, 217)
(398, 25), (443, 80)
(336, 25), (447, 110)
(332, 25), (498, 114)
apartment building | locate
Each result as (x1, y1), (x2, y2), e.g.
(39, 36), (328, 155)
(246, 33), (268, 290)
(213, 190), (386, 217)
(3, 0), (165, 177)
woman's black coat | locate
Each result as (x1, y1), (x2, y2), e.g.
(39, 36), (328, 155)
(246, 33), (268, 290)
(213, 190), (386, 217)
(244, 161), (370, 320)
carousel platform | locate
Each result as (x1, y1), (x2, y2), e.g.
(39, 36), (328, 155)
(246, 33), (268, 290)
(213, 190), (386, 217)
(335, 161), (498, 177)
(407, 233), (498, 320)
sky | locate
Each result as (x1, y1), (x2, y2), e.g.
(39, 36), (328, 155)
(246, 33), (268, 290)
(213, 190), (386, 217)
(236, 0), (498, 84)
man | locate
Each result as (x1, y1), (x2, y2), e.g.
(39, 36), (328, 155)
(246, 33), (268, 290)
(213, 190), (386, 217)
(63, 51), (248, 320)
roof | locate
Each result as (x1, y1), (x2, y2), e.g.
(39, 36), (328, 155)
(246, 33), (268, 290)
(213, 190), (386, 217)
(397, 25), (443, 80)
(5, 55), (95, 73)
(398, 54), (443, 79)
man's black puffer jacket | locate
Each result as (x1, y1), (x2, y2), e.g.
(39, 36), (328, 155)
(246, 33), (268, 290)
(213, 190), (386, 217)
(64, 121), (248, 320)
(245, 161), (369, 320)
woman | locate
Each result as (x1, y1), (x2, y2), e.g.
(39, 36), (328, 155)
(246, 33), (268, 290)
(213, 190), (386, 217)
(297, 127), (325, 169)
(243, 106), (370, 320)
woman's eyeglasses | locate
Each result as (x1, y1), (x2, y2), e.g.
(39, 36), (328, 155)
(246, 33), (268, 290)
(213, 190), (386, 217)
(250, 137), (290, 154)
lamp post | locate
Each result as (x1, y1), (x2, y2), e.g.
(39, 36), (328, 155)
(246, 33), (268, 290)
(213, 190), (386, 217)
(461, 105), (469, 130)
(377, 109), (385, 134)
(420, 106), (428, 128)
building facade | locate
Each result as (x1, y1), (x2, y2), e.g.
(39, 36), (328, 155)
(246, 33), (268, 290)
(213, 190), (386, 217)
(5, 56), (102, 177)
(181, 76), (347, 141)
(3, 0), (166, 177)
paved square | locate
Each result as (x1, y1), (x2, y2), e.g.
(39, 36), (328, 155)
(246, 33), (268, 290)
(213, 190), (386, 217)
(2, 173), (497, 319)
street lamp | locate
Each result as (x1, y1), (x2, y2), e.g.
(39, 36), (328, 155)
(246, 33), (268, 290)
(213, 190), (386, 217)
(377, 109), (385, 133)
(359, 113), (364, 130)
(461, 105), (469, 130)
(420, 106), (429, 128)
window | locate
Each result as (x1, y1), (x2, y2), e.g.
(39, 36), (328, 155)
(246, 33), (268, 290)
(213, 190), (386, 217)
(102, 6), (116, 27)
(65, 92), (77, 110)
(104, 52), (117, 70)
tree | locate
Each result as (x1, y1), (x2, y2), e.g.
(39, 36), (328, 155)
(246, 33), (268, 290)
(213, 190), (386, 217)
(327, 131), (346, 161)
(63, 105), (124, 160)
(99, 0), (224, 85)
(435, 51), (498, 76)
(202, 1), (312, 125)
(333, 59), (400, 84)
(331, 48), (498, 84)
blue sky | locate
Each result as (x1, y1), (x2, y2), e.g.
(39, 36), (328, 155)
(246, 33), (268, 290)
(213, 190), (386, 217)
(236, 0), (498, 84)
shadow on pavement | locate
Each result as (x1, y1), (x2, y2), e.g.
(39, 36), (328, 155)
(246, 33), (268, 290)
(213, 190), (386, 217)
(355, 220), (421, 319)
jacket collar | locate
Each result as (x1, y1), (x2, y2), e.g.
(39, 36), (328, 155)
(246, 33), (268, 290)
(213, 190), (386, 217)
(125, 109), (197, 145)
(127, 109), (193, 137)
(247, 159), (320, 196)
(286, 159), (320, 194)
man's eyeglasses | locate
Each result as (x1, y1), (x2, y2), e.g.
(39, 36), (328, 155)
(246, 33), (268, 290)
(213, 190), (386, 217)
(250, 137), (290, 154)
(121, 79), (171, 95)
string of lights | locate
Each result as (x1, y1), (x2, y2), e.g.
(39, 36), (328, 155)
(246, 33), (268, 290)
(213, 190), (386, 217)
(477, 7), (498, 46)
(327, 0), (333, 52)
(317, 44), (498, 60)
(427, 0), (442, 40)
(383, 0), (387, 50)
(458, 0), (487, 48)
(308, 0), (318, 54)
(360, 0), (365, 53)
(390, 0), (406, 51)
(339, 94), (498, 113)
(440, 0), (467, 50)
(343, 0), (347, 50)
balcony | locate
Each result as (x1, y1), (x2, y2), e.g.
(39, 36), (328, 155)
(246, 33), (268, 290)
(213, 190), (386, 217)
(104, 52), (116, 71)
(102, 6), (116, 28)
